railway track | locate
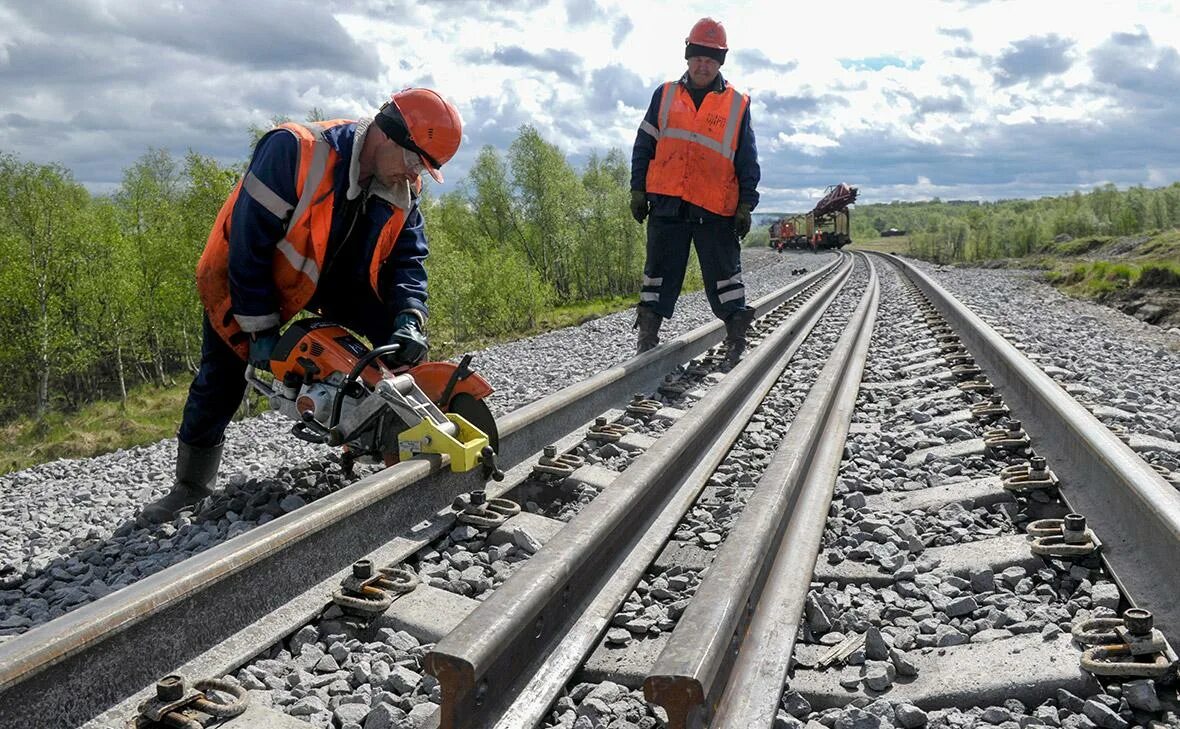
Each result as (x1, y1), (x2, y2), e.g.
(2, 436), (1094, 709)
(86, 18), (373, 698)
(1, 251), (1178, 729)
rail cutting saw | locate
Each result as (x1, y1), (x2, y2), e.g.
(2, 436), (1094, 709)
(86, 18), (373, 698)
(245, 318), (500, 476)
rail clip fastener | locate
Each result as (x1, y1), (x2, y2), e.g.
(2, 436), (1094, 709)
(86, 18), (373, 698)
(332, 559), (419, 616)
(984, 421), (1031, 452)
(532, 445), (587, 478)
(454, 489), (521, 528)
(587, 417), (631, 443)
(1001, 457), (1059, 493)
(1073, 609), (1175, 678)
(625, 394), (662, 417)
(1026, 513), (1099, 557)
(137, 675), (248, 728)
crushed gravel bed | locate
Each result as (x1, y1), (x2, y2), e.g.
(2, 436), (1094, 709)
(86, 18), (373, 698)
(540, 257), (871, 728)
(0, 250), (833, 642)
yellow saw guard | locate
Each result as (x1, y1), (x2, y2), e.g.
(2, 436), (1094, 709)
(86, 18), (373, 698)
(372, 372), (491, 472)
(398, 412), (489, 472)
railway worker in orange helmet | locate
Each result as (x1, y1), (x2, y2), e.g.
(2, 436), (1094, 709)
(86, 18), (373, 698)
(630, 17), (762, 369)
(140, 89), (463, 524)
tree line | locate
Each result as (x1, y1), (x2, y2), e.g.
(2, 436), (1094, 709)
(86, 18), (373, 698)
(0, 124), (646, 424)
(850, 182), (1180, 262)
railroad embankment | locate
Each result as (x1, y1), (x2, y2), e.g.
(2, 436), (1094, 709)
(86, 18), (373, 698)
(1040, 232), (1180, 330)
(860, 231), (1180, 331)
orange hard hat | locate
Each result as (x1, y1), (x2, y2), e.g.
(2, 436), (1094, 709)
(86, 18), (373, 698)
(686, 17), (727, 50)
(377, 88), (463, 183)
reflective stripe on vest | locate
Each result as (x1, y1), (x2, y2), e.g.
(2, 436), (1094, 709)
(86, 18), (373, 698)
(644, 81), (748, 217)
(196, 120), (407, 360)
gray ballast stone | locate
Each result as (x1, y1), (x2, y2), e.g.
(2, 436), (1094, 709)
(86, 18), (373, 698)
(862, 476), (1011, 513)
(791, 633), (1097, 711)
(814, 534), (1041, 586)
(371, 584), (478, 643)
(904, 439), (987, 468)
(1090, 582), (1121, 611)
(1127, 433), (1180, 455)
(1121, 679), (1161, 712)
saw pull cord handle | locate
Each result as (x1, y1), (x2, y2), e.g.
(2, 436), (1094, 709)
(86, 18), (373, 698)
(327, 343), (402, 432)
(244, 365), (277, 399)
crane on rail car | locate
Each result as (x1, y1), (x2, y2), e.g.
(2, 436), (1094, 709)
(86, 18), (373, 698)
(769, 183), (858, 252)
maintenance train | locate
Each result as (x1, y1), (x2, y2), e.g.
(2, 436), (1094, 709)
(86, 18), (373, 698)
(769, 183), (858, 252)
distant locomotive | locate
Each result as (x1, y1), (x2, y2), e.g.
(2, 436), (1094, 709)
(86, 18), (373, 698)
(769, 183), (858, 252)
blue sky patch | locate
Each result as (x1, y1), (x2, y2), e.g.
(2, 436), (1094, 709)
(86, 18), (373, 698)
(839, 56), (925, 72)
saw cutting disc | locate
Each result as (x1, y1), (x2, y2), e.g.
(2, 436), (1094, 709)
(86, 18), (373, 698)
(447, 392), (500, 454)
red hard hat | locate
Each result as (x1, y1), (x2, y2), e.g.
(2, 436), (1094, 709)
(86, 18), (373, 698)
(388, 88), (463, 183)
(686, 17), (727, 50)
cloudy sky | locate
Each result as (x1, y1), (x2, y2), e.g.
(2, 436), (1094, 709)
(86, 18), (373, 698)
(2, 0), (1180, 212)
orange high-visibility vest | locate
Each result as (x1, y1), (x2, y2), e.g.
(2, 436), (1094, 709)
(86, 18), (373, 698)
(196, 121), (410, 360)
(643, 81), (749, 216)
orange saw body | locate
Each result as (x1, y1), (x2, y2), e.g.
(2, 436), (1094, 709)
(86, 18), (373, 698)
(248, 319), (498, 473)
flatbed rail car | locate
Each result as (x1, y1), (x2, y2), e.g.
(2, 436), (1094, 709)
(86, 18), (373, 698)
(768, 183), (858, 251)
(768, 209), (852, 251)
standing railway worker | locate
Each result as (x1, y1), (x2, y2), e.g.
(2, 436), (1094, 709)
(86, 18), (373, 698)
(629, 17), (762, 369)
(141, 88), (463, 524)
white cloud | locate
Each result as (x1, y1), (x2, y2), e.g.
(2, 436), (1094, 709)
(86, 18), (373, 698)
(2, 0), (1180, 211)
(777, 132), (840, 156)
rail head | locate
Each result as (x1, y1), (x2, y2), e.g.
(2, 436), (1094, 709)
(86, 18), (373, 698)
(0, 255), (845, 729)
(880, 252), (1180, 644)
(425, 256), (857, 729)
(645, 256), (880, 728)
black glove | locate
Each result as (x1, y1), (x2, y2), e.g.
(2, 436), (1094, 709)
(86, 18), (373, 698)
(630, 190), (649, 224)
(735, 203), (752, 238)
(248, 327), (281, 371)
(386, 312), (428, 366)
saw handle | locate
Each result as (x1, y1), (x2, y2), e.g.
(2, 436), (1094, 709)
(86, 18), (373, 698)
(328, 343), (402, 432)
(244, 365), (277, 399)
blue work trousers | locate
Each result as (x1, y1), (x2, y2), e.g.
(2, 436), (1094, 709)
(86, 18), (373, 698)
(639, 215), (746, 321)
(178, 285), (397, 449)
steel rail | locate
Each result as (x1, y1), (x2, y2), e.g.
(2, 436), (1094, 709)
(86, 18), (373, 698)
(487, 259), (859, 729)
(644, 258), (879, 728)
(0, 257), (843, 729)
(713, 262), (879, 728)
(424, 257), (858, 729)
(881, 253), (1180, 646)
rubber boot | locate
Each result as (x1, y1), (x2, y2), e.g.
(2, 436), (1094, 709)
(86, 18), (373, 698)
(722, 307), (756, 371)
(140, 440), (223, 524)
(635, 306), (663, 354)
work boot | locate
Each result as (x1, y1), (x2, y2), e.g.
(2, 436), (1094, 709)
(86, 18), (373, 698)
(140, 440), (223, 525)
(635, 306), (663, 354)
(722, 307), (756, 371)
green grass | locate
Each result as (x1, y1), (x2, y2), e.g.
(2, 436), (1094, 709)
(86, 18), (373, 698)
(2, 288), (699, 476)
(850, 235), (911, 254)
(1044, 258), (1180, 298)
(1049, 236), (1110, 256)
(0, 384), (190, 475)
